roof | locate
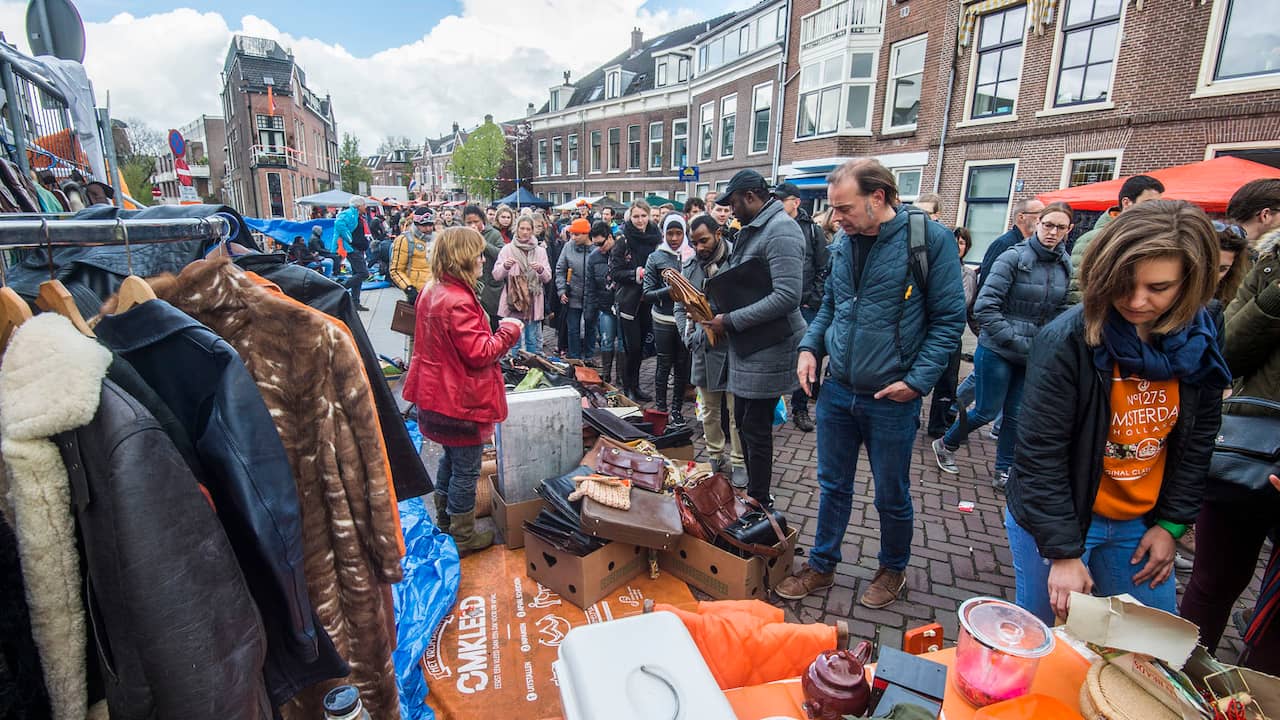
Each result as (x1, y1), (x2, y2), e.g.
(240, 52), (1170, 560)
(224, 36), (295, 90)
(537, 14), (736, 114)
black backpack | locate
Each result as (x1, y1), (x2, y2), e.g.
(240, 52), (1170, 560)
(905, 206), (929, 293)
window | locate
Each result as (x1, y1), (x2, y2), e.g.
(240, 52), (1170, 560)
(256, 114), (285, 151)
(551, 90), (560, 111)
(678, 57), (690, 82)
(961, 162), (1016, 259)
(608, 127), (621, 171)
(607, 71), (621, 99)
(797, 56), (844, 137)
(590, 130), (602, 172)
(846, 51), (875, 132)
(568, 133), (579, 174)
(715, 180), (729, 195)
(719, 94), (737, 158)
(672, 119), (688, 169)
(886, 36), (927, 130)
(709, 38), (724, 69)
(739, 26), (751, 54)
(751, 83), (771, 153)
(699, 102), (715, 161)
(1053, 0), (1120, 106)
(695, 183), (710, 199)
(657, 61), (668, 86)
(894, 168), (923, 201)
(972, 7), (1025, 119)
(649, 122), (663, 169)
(537, 139), (548, 176)
(1216, 0), (1278, 81)
(1061, 153), (1121, 187)
(628, 124), (641, 170)
(552, 137), (563, 175)
(266, 172), (284, 217)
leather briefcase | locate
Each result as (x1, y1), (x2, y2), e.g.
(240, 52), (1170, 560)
(581, 490), (683, 551)
(391, 299), (416, 335)
(582, 435), (665, 492)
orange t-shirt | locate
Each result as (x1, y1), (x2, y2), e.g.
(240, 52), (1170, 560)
(1093, 367), (1180, 520)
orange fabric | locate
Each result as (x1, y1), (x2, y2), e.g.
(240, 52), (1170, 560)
(1093, 366), (1179, 520)
(654, 600), (837, 690)
(243, 271), (405, 552)
(1037, 156), (1280, 213)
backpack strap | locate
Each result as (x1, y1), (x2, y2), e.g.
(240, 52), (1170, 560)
(907, 207), (929, 292)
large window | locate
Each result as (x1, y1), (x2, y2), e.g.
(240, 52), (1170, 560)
(607, 71), (621, 99)
(256, 114), (285, 151)
(1054, 0), (1120, 106)
(972, 7), (1024, 119)
(886, 36), (927, 130)
(590, 130), (602, 172)
(649, 122), (663, 170)
(628, 125), (641, 170)
(608, 127), (621, 171)
(266, 172), (284, 217)
(656, 60), (669, 87)
(678, 57), (690, 82)
(1062, 153), (1121, 187)
(1212, 0), (1279, 82)
(751, 83), (771, 153)
(699, 102), (715, 162)
(846, 51), (875, 132)
(672, 120), (688, 169)
(962, 162), (1016, 259)
(719, 94), (737, 158)
(552, 137), (563, 175)
(797, 55), (843, 138)
(537, 139), (548, 176)
(568, 133), (578, 174)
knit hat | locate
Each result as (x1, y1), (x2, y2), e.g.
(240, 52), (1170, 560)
(569, 218), (592, 234)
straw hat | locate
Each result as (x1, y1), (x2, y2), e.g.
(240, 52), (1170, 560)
(1078, 660), (1180, 720)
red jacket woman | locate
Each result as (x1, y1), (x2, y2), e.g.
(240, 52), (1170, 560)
(403, 227), (522, 553)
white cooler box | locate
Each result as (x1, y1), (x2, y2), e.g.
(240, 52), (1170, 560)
(495, 385), (582, 502)
(554, 611), (736, 720)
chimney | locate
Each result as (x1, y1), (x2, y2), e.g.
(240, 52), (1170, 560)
(526, 102), (536, 117)
(563, 70), (572, 86)
(631, 27), (643, 53)
(452, 121), (459, 133)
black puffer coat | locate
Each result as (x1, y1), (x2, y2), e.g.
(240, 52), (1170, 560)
(974, 236), (1071, 364)
(608, 220), (660, 318)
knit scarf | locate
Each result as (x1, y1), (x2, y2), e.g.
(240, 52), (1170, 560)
(1092, 307), (1231, 387)
(701, 236), (730, 279)
(506, 236), (542, 316)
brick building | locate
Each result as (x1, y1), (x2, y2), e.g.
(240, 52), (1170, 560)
(779, 0), (1280, 257)
(365, 148), (414, 188)
(220, 36), (341, 219)
(153, 114), (226, 205)
(412, 123), (467, 202)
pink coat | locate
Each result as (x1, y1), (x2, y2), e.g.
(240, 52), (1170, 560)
(491, 242), (552, 321)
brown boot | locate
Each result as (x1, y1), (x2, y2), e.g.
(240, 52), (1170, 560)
(860, 568), (906, 609)
(774, 563), (835, 600)
(433, 491), (450, 533)
(448, 510), (493, 556)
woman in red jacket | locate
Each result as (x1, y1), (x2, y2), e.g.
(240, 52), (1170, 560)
(403, 226), (523, 553)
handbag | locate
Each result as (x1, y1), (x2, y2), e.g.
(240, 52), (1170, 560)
(567, 474), (632, 510)
(391, 300), (416, 335)
(1207, 396), (1280, 499)
(675, 472), (787, 558)
(582, 435), (666, 493)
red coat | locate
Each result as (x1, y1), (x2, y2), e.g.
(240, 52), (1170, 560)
(402, 276), (520, 425)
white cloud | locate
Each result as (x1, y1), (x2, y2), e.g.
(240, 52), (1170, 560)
(0, 0), (744, 152)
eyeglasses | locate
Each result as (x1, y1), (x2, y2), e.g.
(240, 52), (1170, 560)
(1039, 221), (1070, 232)
(1212, 221), (1247, 240)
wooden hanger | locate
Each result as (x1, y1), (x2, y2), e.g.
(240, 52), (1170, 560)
(0, 286), (32, 353)
(33, 218), (94, 336)
(109, 217), (156, 315)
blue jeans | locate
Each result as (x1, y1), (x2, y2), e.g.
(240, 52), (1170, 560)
(955, 371), (1002, 434)
(1005, 508), (1177, 624)
(596, 310), (619, 352)
(437, 443), (484, 515)
(566, 307), (585, 358)
(509, 319), (542, 355)
(943, 345), (1023, 472)
(811, 378), (922, 574)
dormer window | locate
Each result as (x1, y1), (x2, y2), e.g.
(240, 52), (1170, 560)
(607, 70), (621, 99)
(656, 60), (668, 87)
(551, 90), (560, 111)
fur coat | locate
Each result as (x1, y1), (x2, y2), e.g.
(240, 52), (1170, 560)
(154, 258), (405, 719)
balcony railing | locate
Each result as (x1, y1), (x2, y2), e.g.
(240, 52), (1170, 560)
(799, 0), (884, 48)
(249, 144), (302, 169)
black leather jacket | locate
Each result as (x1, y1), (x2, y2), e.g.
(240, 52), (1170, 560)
(57, 378), (273, 719)
(96, 300), (348, 705)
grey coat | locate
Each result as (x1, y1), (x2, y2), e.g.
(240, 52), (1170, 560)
(975, 236), (1072, 364)
(674, 242), (732, 391)
(723, 199), (806, 398)
(555, 240), (592, 309)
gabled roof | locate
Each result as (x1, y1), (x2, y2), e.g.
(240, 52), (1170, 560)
(224, 36), (295, 91)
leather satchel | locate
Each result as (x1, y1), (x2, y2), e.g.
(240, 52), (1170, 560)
(391, 299), (416, 335)
(1207, 396), (1280, 501)
(582, 436), (665, 492)
(675, 472), (788, 558)
(581, 490), (684, 551)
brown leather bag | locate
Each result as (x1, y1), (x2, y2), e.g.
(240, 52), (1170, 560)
(391, 300), (416, 335)
(581, 436), (665, 493)
(581, 490), (683, 551)
(675, 472), (786, 558)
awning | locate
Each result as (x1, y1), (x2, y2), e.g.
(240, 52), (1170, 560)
(553, 195), (606, 211)
(1037, 156), (1280, 213)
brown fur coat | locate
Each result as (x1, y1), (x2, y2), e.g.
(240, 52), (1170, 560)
(155, 258), (404, 719)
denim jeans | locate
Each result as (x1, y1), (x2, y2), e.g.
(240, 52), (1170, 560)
(1005, 508), (1177, 625)
(437, 443), (485, 515)
(514, 319), (542, 354)
(942, 345), (1023, 472)
(596, 310), (619, 353)
(565, 307), (585, 359)
(954, 371), (1003, 434)
(810, 378), (922, 574)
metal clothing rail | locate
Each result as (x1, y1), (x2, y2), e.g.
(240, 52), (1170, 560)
(0, 216), (231, 250)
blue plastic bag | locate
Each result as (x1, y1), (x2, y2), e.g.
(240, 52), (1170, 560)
(774, 397), (788, 426)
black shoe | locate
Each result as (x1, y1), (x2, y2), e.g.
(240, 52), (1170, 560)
(668, 410), (686, 427)
(629, 386), (653, 402)
(355, 303), (371, 311)
(793, 409), (815, 433)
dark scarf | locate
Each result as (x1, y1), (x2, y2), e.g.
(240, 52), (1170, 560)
(1092, 307), (1231, 387)
(700, 237), (730, 279)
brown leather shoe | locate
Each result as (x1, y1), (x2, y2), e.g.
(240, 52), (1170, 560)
(860, 568), (906, 609)
(775, 563), (835, 600)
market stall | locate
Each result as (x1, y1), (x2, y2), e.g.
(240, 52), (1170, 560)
(1037, 156), (1280, 213)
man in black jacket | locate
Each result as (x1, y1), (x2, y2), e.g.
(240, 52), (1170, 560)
(775, 182), (830, 432)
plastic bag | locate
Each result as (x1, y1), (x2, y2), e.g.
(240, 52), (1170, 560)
(774, 397), (788, 426)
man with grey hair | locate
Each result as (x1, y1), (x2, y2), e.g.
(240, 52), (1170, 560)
(977, 198), (1044, 289)
(335, 196), (373, 310)
(776, 158), (966, 609)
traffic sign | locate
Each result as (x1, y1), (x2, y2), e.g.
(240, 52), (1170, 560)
(150, 187), (161, 198)
(679, 165), (699, 183)
(168, 129), (186, 158)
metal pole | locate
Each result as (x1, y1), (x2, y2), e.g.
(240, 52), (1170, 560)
(31, 0), (54, 59)
(515, 135), (521, 211)
(98, 107), (123, 207)
(1, 61), (31, 177)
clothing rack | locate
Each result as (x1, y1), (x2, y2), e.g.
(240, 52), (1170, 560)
(0, 215), (231, 250)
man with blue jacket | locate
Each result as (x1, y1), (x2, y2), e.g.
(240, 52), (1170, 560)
(334, 197), (372, 311)
(776, 159), (966, 609)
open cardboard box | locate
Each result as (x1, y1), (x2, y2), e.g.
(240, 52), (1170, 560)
(658, 527), (798, 600)
(523, 530), (646, 609)
(488, 474), (545, 550)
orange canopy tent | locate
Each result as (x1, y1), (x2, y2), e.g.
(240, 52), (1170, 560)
(1037, 156), (1280, 213)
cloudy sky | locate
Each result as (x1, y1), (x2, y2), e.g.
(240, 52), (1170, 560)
(1, 0), (748, 152)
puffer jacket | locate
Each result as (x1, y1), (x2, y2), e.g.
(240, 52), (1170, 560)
(584, 247), (614, 313)
(389, 230), (432, 292)
(801, 207), (967, 396)
(1222, 229), (1280, 412)
(555, 240), (592, 309)
(1007, 306), (1224, 559)
(974, 236), (1071, 364)
(642, 243), (684, 323)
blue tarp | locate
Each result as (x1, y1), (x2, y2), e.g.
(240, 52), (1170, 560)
(244, 217), (337, 252)
(394, 495), (460, 720)
(493, 187), (552, 208)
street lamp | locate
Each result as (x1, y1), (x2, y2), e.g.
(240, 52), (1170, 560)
(505, 123), (531, 210)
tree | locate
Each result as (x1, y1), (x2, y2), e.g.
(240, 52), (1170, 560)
(122, 118), (166, 158)
(376, 135), (414, 155)
(119, 154), (155, 206)
(449, 119), (507, 202)
(116, 118), (166, 206)
(339, 133), (372, 194)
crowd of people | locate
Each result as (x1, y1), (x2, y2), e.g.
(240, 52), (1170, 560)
(292, 165), (1280, 674)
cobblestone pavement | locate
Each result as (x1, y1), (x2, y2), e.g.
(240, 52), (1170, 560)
(359, 286), (1261, 662)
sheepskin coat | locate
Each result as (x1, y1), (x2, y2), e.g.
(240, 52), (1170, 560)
(154, 258), (405, 720)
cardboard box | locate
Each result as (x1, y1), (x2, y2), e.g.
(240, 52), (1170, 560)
(523, 531), (646, 609)
(660, 443), (697, 462)
(658, 527), (798, 600)
(488, 474), (544, 550)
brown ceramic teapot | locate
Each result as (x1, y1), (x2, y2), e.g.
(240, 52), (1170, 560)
(801, 640), (874, 720)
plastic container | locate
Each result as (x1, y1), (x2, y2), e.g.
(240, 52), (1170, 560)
(954, 597), (1055, 708)
(322, 685), (371, 720)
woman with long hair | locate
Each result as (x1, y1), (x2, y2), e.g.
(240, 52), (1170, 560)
(608, 199), (661, 400)
(1213, 221), (1250, 306)
(1005, 200), (1230, 623)
(402, 227), (523, 553)
(494, 204), (515, 244)
(492, 215), (552, 353)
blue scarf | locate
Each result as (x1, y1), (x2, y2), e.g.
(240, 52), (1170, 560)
(1092, 307), (1231, 387)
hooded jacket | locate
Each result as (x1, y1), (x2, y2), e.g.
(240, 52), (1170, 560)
(389, 228), (433, 292)
(584, 246), (614, 313)
(478, 224), (506, 317)
(974, 236), (1072, 364)
(795, 207), (830, 309)
(1222, 229), (1280, 413)
(642, 215), (688, 324)
(0, 313), (272, 720)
